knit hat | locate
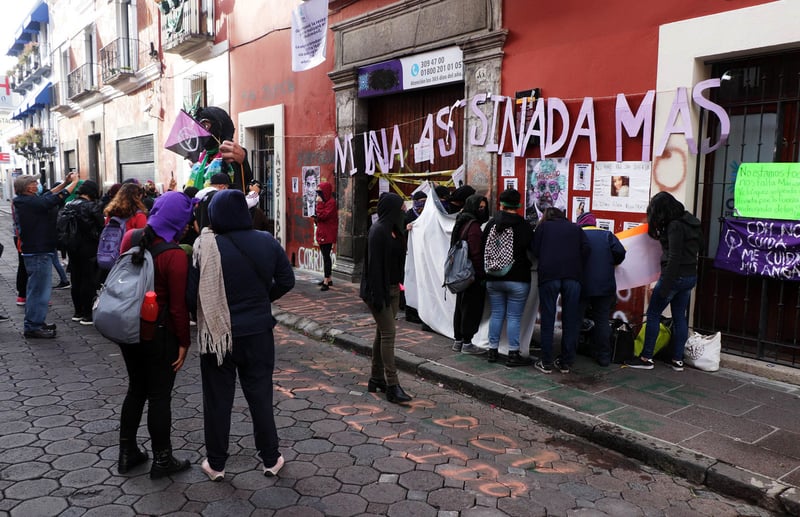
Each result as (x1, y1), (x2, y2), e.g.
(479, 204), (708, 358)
(210, 173), (230, 186)
(412, 191), (427, 201)
(148, 191), (194, 242)
(434, 186), (450, 199)
(499, 189), (521, 208)
(576, 212), (597, 227)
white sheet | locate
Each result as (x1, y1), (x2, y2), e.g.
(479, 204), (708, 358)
(404, 182), (539, 356)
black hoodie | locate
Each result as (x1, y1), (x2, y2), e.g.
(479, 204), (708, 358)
(360, 193), (406, 309)
(660, 211), (702, 292)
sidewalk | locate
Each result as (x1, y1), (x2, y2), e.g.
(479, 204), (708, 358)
(274, 269), (800, 515)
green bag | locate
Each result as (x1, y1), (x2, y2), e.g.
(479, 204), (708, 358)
(633, 318), (672, 358)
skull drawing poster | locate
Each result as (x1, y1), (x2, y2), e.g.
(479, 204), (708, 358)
(525, 158), (570, 223)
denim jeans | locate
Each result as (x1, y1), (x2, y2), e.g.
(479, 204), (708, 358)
(641, 275), (696, 361)
(50, 251), (68, 283)
(486, 281), (530, 352)
(539, 279), (582, 366)
(22, 253), (52, 331)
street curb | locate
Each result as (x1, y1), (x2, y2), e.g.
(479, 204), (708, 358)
(274, 310), (794, 515)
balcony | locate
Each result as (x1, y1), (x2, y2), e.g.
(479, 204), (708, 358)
(162, 0), (215, 56)
(100, 38), (139, 85)
(67, 63), (98, 101)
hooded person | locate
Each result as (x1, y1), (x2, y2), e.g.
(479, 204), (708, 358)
(447, 185), (476, 214)
(434, 185), (451, 212)
(187, 189), (295, 482)
(576, 212), (626, 366)
(360, 192), (412, 404)
(314, 181), (338, 290)
(187, 106), (253, 192)
(404, 190), (427, 228)
(115, 190), (195, 479)
(450, 193), (490, 355)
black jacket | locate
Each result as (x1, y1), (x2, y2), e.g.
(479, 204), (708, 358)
(360, 193), (406, 309)
(660, 211), (702, 292)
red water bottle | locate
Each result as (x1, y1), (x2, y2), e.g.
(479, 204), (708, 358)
(140, 291), (158, 342)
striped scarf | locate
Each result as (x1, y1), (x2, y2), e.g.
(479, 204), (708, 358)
(193, 227), (232, 365)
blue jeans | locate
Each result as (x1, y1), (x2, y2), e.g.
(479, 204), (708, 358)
(539, 279), (582, 366)
(487, 281), (530, 352)
(23, 253), (52, 331)
(51, 251), (68, 283)
(641, 275), (696, 361)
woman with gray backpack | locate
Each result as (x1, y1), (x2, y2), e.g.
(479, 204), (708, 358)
(482, 189), (534, 366)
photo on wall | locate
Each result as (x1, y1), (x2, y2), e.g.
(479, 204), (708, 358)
(302, 166), (321, 217)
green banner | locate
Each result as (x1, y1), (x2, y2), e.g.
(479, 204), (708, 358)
(734, 163), (800, 220)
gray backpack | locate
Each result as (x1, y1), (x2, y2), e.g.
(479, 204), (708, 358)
(443, 221), (476, 294)
(92, 233), (178, 344)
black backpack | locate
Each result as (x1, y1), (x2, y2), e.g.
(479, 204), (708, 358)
(56, 201), (82, 253)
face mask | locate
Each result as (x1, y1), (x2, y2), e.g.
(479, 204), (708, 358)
(36, 183), (43, 195)
(477, 207), (489, 223)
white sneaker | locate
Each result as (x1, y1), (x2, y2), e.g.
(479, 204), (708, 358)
(263, 455), (284, 477)
(201, 458), (224, 481)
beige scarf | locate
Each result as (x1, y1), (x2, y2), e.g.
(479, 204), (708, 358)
(193, 227), (232, 365)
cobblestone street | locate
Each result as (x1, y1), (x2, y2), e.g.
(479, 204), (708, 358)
(0, 296), (774, 516)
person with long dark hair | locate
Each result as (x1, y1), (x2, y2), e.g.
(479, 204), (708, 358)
(116, 191), (194, 478)
(626, 192), (702, 371)
(451, 193), (490, 355)
(360, 192), (412, 403)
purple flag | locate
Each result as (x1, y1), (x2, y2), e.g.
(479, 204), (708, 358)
(714, 217), (800, 281)
(164, 110), (212, 163)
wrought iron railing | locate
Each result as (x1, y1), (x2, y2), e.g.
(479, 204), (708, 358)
(66, 63), (97, 100)
(99, 37), (139, 83)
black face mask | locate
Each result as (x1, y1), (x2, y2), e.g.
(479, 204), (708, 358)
(476, 208), (489, 224)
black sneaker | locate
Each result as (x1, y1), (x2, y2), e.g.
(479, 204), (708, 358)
(487, 348), (499, 363)
(534, 360), (552, 374)
(624, 356), (654, 370)
(506, 351), (531, 367)
(554, 358), (570, 374)
(54, 281), (71, 290)
(671, 359), (684, 372)
(0, 315), (9, 322)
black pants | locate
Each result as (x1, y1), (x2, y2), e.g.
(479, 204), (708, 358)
(15, 237), (26, 298)
(119, 337), (179, 451)
(320, 243), (333, 277)
(201, 331), (279, 472)
(453, 281), (486, 344)
(68, 250), (98, 318)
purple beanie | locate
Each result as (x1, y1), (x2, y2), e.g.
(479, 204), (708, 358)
(148, 191), (194, 242)
(576, 212), (598, 227)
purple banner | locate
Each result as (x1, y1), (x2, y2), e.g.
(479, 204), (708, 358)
(714, 218), (800, 281)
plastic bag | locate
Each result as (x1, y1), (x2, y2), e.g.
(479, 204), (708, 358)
(684, 331), (721, 372)
(633, 318), (672, 358)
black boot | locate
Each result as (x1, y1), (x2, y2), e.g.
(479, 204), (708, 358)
(149, 449), (190, 479)
(386, 385), (412, 404)
(506, 350), (531, 367)
(118, 439), (148, 474)
(367, 377), (387, 393)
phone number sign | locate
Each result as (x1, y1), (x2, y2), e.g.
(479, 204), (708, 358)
(402, 47), (463, 90)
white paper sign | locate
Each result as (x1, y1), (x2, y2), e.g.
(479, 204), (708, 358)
(501, 152), (515, 177)
(573, 163), (591, 191)
(592, 161), (651, 213)
(291, 0), (328, 72)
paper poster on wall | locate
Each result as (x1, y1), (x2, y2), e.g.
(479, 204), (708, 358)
(734, 163), (800, 220)
(452, 164), (465, 188)
(302, 166), (320, 217)
(596, 218), (614, 232)
(592, 161), (651, 213)
(501, 152), (515, 177)
(525, 157), (570, 223)
(623, 221), (643, 231)
(572, 196), (590, 222)
(378, 178), (390, 195)
(573, 163), (592, 191)
(292, 177), (299, 193)
(503, 178), (518, 191)
(291, 0), (328, 72)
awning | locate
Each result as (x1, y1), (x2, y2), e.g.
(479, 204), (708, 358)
(11, 81), (51, 120)
(6, 1), (48, 57)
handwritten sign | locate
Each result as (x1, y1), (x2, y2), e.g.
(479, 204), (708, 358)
(734, 163), (800, 220)
(714, 218), (800, 281)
